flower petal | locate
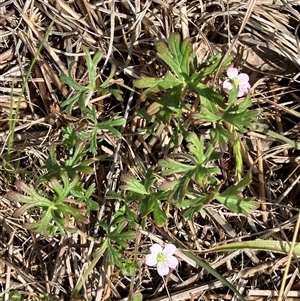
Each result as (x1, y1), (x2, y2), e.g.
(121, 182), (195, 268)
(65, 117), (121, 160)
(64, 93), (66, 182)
(157, 262), (170, 276)
(238, 85), (250, 96)
(237, 89), (247, 97)
(163, 244), (177, 257)
(237, 73), (249, 84)
(223, 80), (233, 91)
(243, 82), (251, 90)
(149, 244), (163, 255)
(237, 89), (243, 97)
(145, 253), (158, 266)
(226, 67), (238, 79)
(166, 255), (178, 269)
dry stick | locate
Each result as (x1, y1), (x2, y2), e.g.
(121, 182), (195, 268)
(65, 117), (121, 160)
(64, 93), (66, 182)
(256, 139), (268, 225)
(276, 173), (300, 204)
(284, 267), (299, 300)
(0, 257), (45, 293)
(268, 83), (289, 157)
(186, 220), (202, 252)
(149, 277), (235, 301)
(15, 7), (67, 75)
(4, 237), (12, 301)
(180, 3), (189, 39)
(277, 211), (300, 301)
(162, 277), (173, 301)
(101, 0), (116, 72)
(17, 31), (68, 98)
(31, 235), (51, 294)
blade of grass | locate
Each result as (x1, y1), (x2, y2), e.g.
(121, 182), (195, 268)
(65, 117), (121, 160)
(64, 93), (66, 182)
(7, 18), (56, 161)
(71, 238), (109, 299)
(180, 249), (246, 301)
(277, 211), (300, 301)
(252, 124), (300, 150)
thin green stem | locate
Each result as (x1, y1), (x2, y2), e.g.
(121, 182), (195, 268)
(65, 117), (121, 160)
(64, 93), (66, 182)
(71, 238), (109, 299)
(252, 124), (300, 150)
(7, 18), (56, 160)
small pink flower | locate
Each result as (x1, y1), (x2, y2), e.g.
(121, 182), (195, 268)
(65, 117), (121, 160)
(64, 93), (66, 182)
(223, 67), (250, 97)
(145, 244), (178, 276)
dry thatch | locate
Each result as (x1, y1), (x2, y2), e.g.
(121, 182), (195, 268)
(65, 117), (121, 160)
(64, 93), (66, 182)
(1, 0), (300, 300)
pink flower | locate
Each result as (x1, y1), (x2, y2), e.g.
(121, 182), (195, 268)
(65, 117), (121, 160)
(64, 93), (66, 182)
(145, 244), (178, 276)
(223, 67), (250, 97)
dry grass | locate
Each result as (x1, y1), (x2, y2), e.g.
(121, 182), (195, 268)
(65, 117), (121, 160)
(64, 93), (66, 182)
(1, 0), (300, 300)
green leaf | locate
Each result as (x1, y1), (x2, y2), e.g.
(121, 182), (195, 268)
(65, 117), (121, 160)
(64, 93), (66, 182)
(9, 291), (22, 301)
(51, 210), (67, 234)
(155, 85), (184, 123)
(137, 108), (154, 122)
(192, 82), (224, 111)
(159, 158), (195, 175)
(125, 206), (138, 222)
(167, 33), (191, 76)
(236, 94), (253, 112)
(223, 109), (257, 132)
(186, 133), (204, 163)
(195, 109), (222, 123)
(167, 170), (194, 203)
(98, 222), (110, 233)
(107, 242), (122, 265)
(143, 168), (156, 192)
(60, 73), (85, 91)
(139, 195), (155, 217)
(86, 199), (99, 213)
(179, 37), (192, 75)
(152, 202), (167, 226)
(201, 54), (231, 77)
(109, 231), (136, 244)
(215, 195), (259, 214)
(210, 125), (232, 146)
(194, 166), (219, 187)
(135, 75), (180, 90)
(119, 259), (139, 276)
(102, 87), (123, 101)
(82, 46), (103, 88)
(82, 46), (93, 72)
(180, 206), (200, 218)
(156, 42), (182, 79)
(178, 193), (213, 208)
(7, 185), (51, 206)
(97, 117), (126, 137)
(168, 33), (181, 66)
(121, 175), (148, 195)
(220, 173), (252, 197)
(134, 75), (180, 100)
(106, 191), (125, 201)
(61, 93), (81, 112)
(26, 209), (53, 236)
